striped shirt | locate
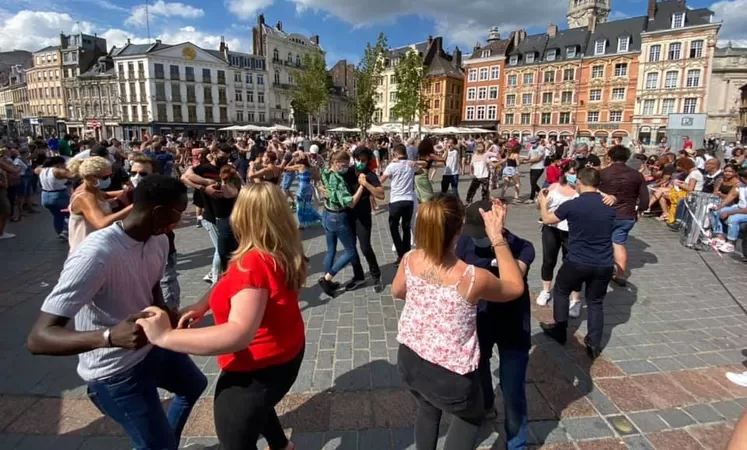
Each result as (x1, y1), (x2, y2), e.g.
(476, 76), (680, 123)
(40, 222), (168, 381)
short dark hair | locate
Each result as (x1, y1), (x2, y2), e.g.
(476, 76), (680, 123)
(133, 175), (187, 213)
(353, 147), (373, 161)
(42, 156), (66, 167)
(607, 145), (631, 163)
(216, 142), (233, 155)
(577, 167), (601, 188)
(90, 144), (109, 158)
(393, 143), (407, 157)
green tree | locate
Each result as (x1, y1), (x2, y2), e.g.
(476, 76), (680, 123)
(291, 52), (329, 135)
(391, 49), (426, 133)
(354, 33), (388, 137)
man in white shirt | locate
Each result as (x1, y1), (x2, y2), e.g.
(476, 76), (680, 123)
(441, 137), (461, 197)
(526, 140), (549, 203)
(380, 143), (420, 264)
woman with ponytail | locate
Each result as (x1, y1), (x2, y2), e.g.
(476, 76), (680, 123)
(67, 156), (133, 250)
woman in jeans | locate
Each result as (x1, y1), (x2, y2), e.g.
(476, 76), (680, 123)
(136, 182), (307, 450)
(318, 151), (366, 297)
(35, 156), (75, 239)
(393, 195), (525, 450)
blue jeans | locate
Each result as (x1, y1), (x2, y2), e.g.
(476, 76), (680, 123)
(322, 210), (359, 277)
(160, 252), (180, 310)
(216, 217), (237, 273)
(86, 347), (208, 450)
(41, 190), (70, 234)
(712, 205), (747, 241)
(201, 219), (221, 278)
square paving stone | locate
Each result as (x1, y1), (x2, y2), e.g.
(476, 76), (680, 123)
(560, 417), (614, 440)
(683, 403), (724, 424)
(617, 360), (660, 375)
(623, 435), (656, 450)
(650, 357), (685, 372)
(358, 428), (390, 449)
(528, 420), (568, 444)
(711, 400), (744, 420)
(687, 423), (734, 450)
(645, 429), (703, 450)
(627, 412), (669, 433)
(657, 409), (695, 428)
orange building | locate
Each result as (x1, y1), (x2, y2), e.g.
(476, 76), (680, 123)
(460, 27), (512, 130)
(421, 38), (464, 128)
(575, 18), (645, 141)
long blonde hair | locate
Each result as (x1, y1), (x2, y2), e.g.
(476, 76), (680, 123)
(229, 182), (307, 291)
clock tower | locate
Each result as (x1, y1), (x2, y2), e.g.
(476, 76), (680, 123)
(567, 0), (611, 29)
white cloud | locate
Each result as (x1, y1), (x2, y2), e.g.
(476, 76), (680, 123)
(712, 0), (747, 48)
(226, 0), (275, 20)
(126, 0), (205, 27)
(158, 26), (247, 52)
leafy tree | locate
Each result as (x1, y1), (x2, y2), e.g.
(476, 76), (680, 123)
(291, 52), (329, 135)
(391, 49), (426, 133)
(354, 33), (388, 137)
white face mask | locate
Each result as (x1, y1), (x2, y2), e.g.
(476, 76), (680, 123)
(97, 177), (112, 190)
(130, 174), (144, 188)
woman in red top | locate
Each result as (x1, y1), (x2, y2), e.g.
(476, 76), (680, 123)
(544, 155), (564, 187)
(137, 182), (307, 450)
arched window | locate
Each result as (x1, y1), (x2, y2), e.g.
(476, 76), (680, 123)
(272, 49), (279, 61)
(274, 70), (280, 84)
(287, 52), (292, 62)
(296, 55), (301, 66)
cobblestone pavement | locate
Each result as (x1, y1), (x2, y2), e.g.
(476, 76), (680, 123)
(1, 169), (746, 449)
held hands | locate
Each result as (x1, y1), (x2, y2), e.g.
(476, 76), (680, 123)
(537, 188), (550, 208)
(135, 306), (174, 347)
(479, 198), (507, 245)
(110, 312), (153, 350)
(358, 173), (367, 186)
(177, 303), (209, 329)
(204, 184), (223, 198)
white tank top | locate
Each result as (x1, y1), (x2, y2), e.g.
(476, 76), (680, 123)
(40, 167), (68, 192)
(547, 188), (578, 232)
(68, 191), (113, 252)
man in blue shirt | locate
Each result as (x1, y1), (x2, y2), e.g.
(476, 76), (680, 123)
(538, 167), (616, 359)
(456, 200), (535, 449)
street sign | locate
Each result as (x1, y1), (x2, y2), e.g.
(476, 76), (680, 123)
(88, 120), (99, 128)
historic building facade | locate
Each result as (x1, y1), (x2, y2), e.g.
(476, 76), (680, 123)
(374, 40), (429, 124)
(739, 84), (747, 143)
(705, 45), (747, 139)
(0, 63), (30, 138)
(210, 42), (269, 126)
(422, 37), (463, 128)
(64, 55), (121, 140)
(632, 0), (719, 144)
(27, 45), (65, 133)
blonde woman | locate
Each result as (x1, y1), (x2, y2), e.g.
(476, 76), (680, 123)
(136, 182), (306, 450)
(67, 156), (133, 250)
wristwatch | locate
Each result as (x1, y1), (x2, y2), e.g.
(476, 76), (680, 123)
(102, 328), (112, 348)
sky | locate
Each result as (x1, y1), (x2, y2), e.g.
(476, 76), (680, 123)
(0, 0), (745, 66)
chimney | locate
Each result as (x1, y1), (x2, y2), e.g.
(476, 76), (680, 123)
(427, 35), (433, 48)
(548, 24), (558, 37)
(589, 15), (597, 33)
(647, 0), (657, 20)
(454, 46), (462, 69)
(310, 35), (319, 45)
(127, 38), (131, 44)
(473, 41), (481, 53)
(219, 36), (227, 54)
(155, 39), (161, 44)
(258, 14), (265, 25)
(276, 21), (283, 31)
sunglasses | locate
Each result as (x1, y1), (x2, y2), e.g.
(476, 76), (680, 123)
(129, 171), (150, 177)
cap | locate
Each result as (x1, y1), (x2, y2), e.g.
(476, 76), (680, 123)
(463, 200), (493, 239)
(309, 144), (319, 154)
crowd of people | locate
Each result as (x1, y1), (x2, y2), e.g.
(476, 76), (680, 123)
(1, 127), (743, 449)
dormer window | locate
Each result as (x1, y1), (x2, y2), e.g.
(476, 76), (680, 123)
(525, 53), (535, 63)
(566, 46), (576, 58)
(509, 55), (518, 65)
(672, 12), (685, 28)
(594, 39), (605, 55)
(617, 36), (630, 53)
(481, 49), (491, 58)
(546, 49), (557, 61)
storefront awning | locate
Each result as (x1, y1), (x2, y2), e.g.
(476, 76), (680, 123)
(577, 131), (591, 137)
(611, 131), (628, 137)
(594, 131), (609, 137)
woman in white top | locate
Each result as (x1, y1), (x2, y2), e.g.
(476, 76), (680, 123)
(66, 156), (133, 250)
(34, 156), (75, 239)
(466, 143), (491, 204)
(536, 161), (582, 317)
(440, 137), (461, 197)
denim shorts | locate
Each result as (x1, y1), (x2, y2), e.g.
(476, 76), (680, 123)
(280, 171), (296, 190)
(612, 219), (636, 245)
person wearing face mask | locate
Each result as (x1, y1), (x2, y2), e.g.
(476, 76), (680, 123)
(27, 175), (207, 450)
(66, 156), (133, 251)
(380, 144), (422, 265)
(456, 200), (535, 448)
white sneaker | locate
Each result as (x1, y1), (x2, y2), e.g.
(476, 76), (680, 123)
(0, 232), (16, 240)
(726, 371), (747, 388)
(203, 272), (215, 283)
(569, 300), (582, 318)
(718, 242), (736, 253)
(536, 290), (552, 306)
(391, 244), (396, 252)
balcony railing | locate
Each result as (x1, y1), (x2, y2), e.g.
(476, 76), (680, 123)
(273, 82), (292, 90)
(217, 77), (226, 85)
(187, 95), (196, 103)
(204, 96), (214, 103)
(186, 74), (195, 82)
(218, 96), (227, 105)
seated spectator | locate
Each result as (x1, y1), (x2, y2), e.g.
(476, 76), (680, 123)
(710, 168), (747, 254)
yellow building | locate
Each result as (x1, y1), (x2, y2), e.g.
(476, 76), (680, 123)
(422, 43), (463, 128)
(27, 46), (65, 123)
(374, 40), (430, 124)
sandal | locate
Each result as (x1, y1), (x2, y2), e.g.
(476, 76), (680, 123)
(656, 215), (668, 222)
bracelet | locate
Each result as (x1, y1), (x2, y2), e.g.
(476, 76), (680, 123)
(491, 240), (508, 248)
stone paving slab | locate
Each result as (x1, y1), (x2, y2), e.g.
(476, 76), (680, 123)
(0, 169), (745, 449)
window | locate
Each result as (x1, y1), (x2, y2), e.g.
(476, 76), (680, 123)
(520, 113), (531, 124)
(506, 94), (516, 106)
(481, 49), (492, 58)
(668, 43), (681, 60)
(274, 70), (280, 84)
(591, 65), (604, 78)
(561, 91), (573, 104)
(479, 68), (489, 81)
(611, 88), (625, 100)
(258, 112), (265, 122)
(468, 69), (477, 82)
(509, 55), (518, 65)
(170, 65), (179, 80)
(525, 53), (535, 63)
(541, 112), (551, 124)
(154, 63), (164, 79)
(664, 71), (678, 88)
(478, 87), (487, 100)
(563, 68), (575, 81)
(488, 86), (498, 100)
(595, 39), (606, 55)
(171, 83), (181, 102)
(186, 67), (195, 82)
(155, 83), (166, 101)
(202, 68), (211, 83)
(476, 106), (486, 120)
(246, 73), (253, 84)
(234, 72), (242, 83)
(217, 70), (226, 84)
(187, 105), (197, 122)
(487, 105), (497, 120)
(686, 69), (700, 87)
(609, 111), (622, 122)
(434, 99), (441, 109)
(504, 113), (514, 125)
(542, 92), (553, 104)
(587, 111), (599, 122)
(490, 66), (500, 80)
(566, 46), (576, 58)
(466, 106), (475, 120)
(559, 112), (571, 124)
(672, 12), (685, 29)
(257, 74), (264, 85)
(689, 40), (704, 58)
(507, 75), (517, 86)
(645, 72), (659, 89)
(522, 93), (533, 105)
(614, 63), (627, 77)
(424, 115), (430, 125)
(523, 73), (533, 85)
(649, 44), (661, 62)
(544, 70), (554, 83)
(187, 85), (196, 102)
(661, 98), (676, 115)
(156, 103), (168, 121)
(546, 49), (557, 61)
(389, 74), (396, 84)
(643, 99), (655, 115)
(203, 86), (213, 103)
(205, 106), (214, 122)
(236, 110), (244, 122)
(683, 98), (697, 114)
(235, 90), (243, 101)
(617, 36), (630, 53)
(247, 111), (255, 123)
(172, 105), (182, 122)
(467, 87), (476, 100)
(257, 92), (264, 104)
(589, 89), (602, 102)
(389, 92), (397, 102)
(247, 91), (254, 103)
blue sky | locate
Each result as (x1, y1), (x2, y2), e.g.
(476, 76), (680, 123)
(0, 0), (744, 66)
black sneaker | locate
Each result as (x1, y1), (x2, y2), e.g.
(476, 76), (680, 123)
(540, 322), (567, 345)
(584, 337), (602, 360)
(372, 277), (384, 293)
(318, 278), (339, 297)
(344, 278), (366, 292)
